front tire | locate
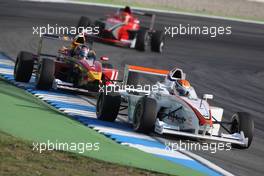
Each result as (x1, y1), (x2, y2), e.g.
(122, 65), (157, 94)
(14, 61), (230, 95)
(135, 29), (149, 51)
(36, 59), (55, 90)
(230, 112), (254, 149)
(133, 97), (157, 133)
(151, 31), (165, 53)
(14, 51), (34, 82)
(96, 92), (121, 122)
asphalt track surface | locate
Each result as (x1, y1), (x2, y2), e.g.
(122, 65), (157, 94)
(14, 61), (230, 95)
(0, 1), (263, 176)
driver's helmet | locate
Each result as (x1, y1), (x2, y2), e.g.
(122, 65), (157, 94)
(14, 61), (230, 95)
(123, 6), (131, 14)
(175, 79), (191, 96)
(87, 50), (96, 60)
(78, 45), (89, 60)
(71, 34), (85, 50)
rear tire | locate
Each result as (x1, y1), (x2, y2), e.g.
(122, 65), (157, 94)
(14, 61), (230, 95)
(230, 112), (254, 149)
(94, 20), (105, 37)
(135, 29), (149, 51)
(77, 16), (92, 32)
(133, 97), (157, 133)
(36, 59), (55, 90)
(14, 51), (34, 82)
(151, 31), (165, 53)
(86, 80), (100, 92)
(96, 92), (121, 122)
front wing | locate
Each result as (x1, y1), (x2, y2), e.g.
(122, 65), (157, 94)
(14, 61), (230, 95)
(155, 119), (249, 147)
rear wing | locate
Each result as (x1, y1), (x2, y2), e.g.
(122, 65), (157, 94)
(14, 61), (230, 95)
(106, 65), (186, 95)
(118, 8), (156, 30)
(37, 34), (93, 58)
(37, 34), (70, 58)
(132, 11), (156, 30)
(123, 65), (169, 87)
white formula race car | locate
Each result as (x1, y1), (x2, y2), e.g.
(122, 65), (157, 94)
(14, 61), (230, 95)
(96, 65), (254, 149)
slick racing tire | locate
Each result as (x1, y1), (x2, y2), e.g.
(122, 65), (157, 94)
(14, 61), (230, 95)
(96, 92), (121, 122)
(133, 97), (157, 133)
(102, 63), (113, 69)
(36, 58), (55, 90)
(230, 112), (254, 149)
(86, 80), (100, 92)
(135, 29), (149, 51)
(94, 20), (105, 37)
(14, 51), (34, 82)
(77, 16), (92, 31)
(151, 31), (165, 53)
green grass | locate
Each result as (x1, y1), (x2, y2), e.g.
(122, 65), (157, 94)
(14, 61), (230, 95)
(77, 0), (264, 23)
(0, 78), (205, 176)
(0, 130), (165, 176)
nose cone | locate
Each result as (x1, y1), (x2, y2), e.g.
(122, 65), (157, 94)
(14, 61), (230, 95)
(89, 71), (102, 80)
(79, 60), (103, 81)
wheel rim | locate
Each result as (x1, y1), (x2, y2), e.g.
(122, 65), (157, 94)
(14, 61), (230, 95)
(134, 101), (143, 130)
(144, 33), (150, 49)
(96, 94), (104, 116)
(159, 41), (164, 53)
(231, 119), (239, 133)
(35, 64), (41, 85)
(14, 58), (19, 78)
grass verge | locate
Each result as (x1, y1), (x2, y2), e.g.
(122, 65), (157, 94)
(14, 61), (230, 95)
(0, 130), (165, 176)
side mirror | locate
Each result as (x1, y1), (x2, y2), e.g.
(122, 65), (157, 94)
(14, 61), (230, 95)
(100, 56), (109, 61)
(203, 94), (213, 100)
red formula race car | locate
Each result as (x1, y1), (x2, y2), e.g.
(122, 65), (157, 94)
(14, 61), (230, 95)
(14, 34), (118, 92)
(77, 6), (165, 53)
